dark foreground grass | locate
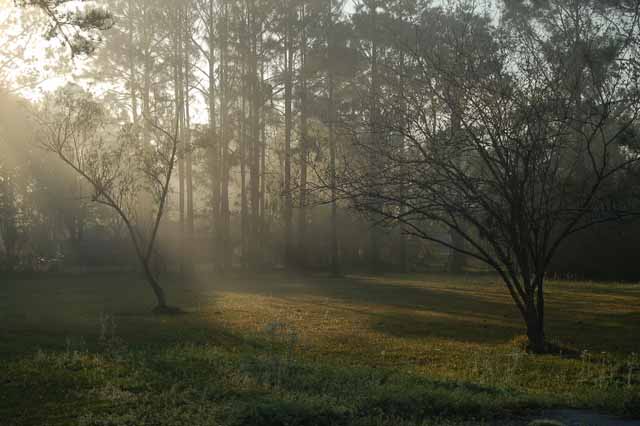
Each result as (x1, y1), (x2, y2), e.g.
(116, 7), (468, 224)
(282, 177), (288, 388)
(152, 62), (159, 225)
(1, 272), (639, 425)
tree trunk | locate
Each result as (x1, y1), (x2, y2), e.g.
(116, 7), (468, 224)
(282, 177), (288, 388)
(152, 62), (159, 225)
(240, 58), (248, 269)
(259, 56), (267, 265)
(283, 4), (294, 267)
(206, 0), (220, 271)
(510, 274), (547, 353)
(141, 9), (151, 145)
(298, 2), (308, 268)
(174, 5), (186, 276)
(184, 5), (195, 276)
(525, 308), (546, 353)
(220, 1), (232, 272)
(527, 277), (546, 353)
(368, 1), (380, 274)
(126, 0), (138, 125)
(120, 217), (171, 312)
(447, 231), (466, 273)
(143, 260), (167, 309)
(398, 52), (407, 273)
(327, 0), (339, 277)
(239, 7), (248, 269)
(249, 7), (261, 270)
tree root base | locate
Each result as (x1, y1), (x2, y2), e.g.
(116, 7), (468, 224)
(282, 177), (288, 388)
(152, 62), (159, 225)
(152, 305), (185, 315)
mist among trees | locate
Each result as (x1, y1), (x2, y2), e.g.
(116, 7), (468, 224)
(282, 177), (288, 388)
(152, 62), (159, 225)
(3, 1), (640, 425)
(3, 1), (640, 416)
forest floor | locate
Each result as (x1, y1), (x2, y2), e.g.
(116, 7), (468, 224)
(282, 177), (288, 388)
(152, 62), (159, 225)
(1, 271), (639, 426)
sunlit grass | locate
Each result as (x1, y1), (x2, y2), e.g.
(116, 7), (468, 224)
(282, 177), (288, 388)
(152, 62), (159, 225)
(1, 272), (638, 425)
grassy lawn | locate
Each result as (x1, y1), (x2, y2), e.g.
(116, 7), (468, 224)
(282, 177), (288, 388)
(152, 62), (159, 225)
(1, 272), (639, 425)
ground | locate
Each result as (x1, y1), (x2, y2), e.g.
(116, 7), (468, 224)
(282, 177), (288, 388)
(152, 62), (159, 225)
(1, 272), (639, 425)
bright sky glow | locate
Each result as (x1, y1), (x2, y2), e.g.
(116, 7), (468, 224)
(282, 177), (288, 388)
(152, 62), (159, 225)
(0, 0), (91, 100)
(0, 0), (498, 104)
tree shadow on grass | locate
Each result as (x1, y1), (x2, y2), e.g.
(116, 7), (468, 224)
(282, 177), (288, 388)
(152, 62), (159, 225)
(5, 339), (530, 425)
(202, 272), (525, 345)
(366, 309), (521, 344)
(0, 273), (230, 358)
(3, 271), (638, 356)
(200, 272), (640, 352)
(134, 341), (537, 425)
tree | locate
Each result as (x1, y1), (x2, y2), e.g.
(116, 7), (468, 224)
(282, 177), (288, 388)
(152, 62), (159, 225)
(282, 0), (295, 266)
(15, 0), (113, 56)
(297, 0), (309, 267)
(326, 0), (340, 276)
(191, 0), (222, 271)
(339, 1), (640, 352)
(39, 86), (182, 313)
(351, 0), (417, 272)
(320, 0), (353, 275)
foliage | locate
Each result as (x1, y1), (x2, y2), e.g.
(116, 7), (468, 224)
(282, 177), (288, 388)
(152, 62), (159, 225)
(15, 0), (113, 56)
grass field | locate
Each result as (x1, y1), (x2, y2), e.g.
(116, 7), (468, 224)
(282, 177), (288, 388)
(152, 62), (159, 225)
(1, 272), (639, 425)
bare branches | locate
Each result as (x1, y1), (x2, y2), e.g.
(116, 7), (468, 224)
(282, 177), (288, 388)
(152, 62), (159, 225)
(333, 0), (640, 351)
(36, 85), (180, 308)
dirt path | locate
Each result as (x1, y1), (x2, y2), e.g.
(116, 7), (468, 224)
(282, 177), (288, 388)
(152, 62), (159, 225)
(527, 410), (640, 426)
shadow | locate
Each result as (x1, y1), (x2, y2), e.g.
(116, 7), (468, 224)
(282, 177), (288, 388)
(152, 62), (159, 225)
(195, 271), (525, 345)
(2, 270), (638, 355)
(0, 272), (229, 358)
(192, 271), (640, 351)
(366, 309), (521, 344)
(135, 340), (535, 425)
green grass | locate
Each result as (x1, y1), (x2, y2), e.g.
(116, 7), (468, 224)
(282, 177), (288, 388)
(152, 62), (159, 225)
(1, 272), (639, 425)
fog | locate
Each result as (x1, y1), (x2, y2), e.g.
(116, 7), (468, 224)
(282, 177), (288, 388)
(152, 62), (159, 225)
(1, 2), (640, 424)
(0, 0), (640, 426)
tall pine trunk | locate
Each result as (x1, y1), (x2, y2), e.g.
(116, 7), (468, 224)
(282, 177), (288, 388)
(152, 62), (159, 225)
(126, 0), (138, 125)
(298, 2), (308, 268)
(368, 1), (380, 274)
(398, 52), (408, 273)
(283, 4), (294, 267)
(184, 5), (195, 275)
(240, 59), (248, 269)
(259, 58), (267, 264)
(220, 0), (232, 271)
(206, 0), (220, 271)
(327, 0), (339, 276)
(249, 4), (261, 270)
(174, 5), (186, 276)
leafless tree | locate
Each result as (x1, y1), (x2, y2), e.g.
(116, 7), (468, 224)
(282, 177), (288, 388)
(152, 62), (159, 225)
(339, 1), (640, 352)
(38, 85), (181, 313)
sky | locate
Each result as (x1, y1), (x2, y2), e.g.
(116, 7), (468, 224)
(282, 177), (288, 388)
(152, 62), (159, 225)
(0, 0), (498, 103)
(0, 0), (77, 99)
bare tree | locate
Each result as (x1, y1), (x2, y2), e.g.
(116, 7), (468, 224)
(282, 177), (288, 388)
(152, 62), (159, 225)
(340, 1), (640, 352)
(38, 86), (182, 313)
